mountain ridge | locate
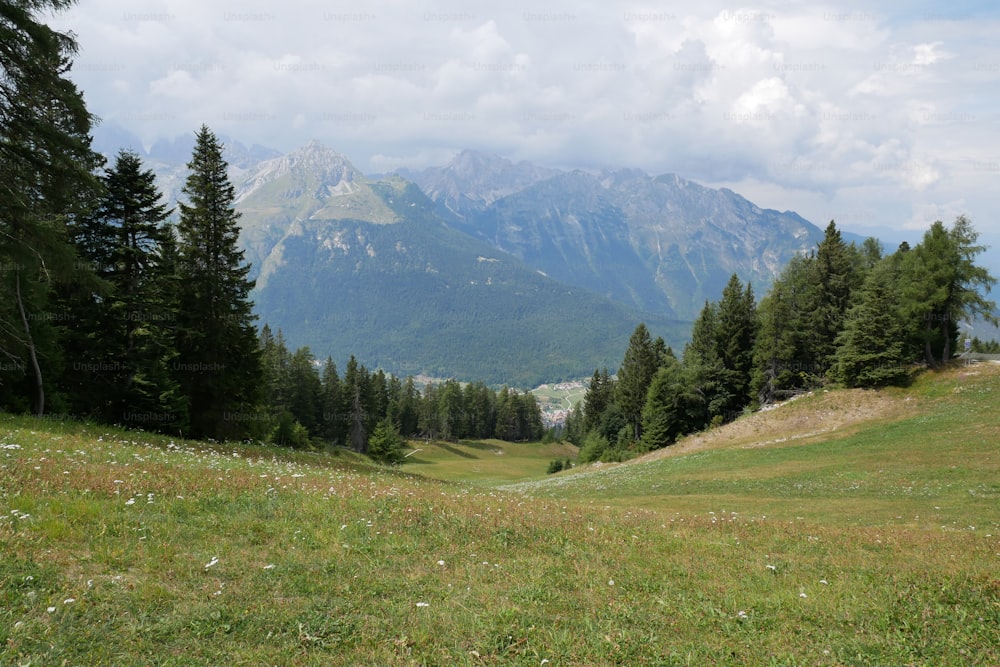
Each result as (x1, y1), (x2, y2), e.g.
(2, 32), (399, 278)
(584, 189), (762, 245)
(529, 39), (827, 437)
(409, 151), (825, 318)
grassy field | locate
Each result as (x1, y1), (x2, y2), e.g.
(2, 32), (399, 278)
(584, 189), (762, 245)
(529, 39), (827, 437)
(2, 363), (998, 665)
(402, 438), (578, 485)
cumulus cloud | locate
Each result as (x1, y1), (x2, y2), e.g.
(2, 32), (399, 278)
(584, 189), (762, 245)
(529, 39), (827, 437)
(49, 0), (1000, 237)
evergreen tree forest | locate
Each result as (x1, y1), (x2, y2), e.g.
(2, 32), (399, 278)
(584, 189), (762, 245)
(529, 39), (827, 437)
(567, 220), (997, 461)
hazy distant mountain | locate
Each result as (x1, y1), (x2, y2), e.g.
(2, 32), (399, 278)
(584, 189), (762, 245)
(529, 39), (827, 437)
(404, 150), (560, 218)
(413, 151), (826, 319)
(235, 142), (687, 385)
(90, 123), (282, 208)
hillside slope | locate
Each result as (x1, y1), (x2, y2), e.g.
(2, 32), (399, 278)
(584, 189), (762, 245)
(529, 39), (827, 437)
(504, 363), (1000, 524)
(3, 364), (998, 664)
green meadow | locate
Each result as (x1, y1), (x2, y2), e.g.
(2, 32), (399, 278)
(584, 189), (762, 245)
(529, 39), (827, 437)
(2, 363), (998, 665)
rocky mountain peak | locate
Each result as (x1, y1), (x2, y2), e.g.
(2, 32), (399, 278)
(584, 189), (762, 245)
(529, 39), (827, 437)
(235, 140), (362, 203)
(408, 149), (562, 216)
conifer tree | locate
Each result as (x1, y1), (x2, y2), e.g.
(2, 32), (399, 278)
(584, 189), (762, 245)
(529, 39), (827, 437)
(395, 376), (421, 437)
(751, 255), (816, 402)
(0, 0), (102, 415)
(808, 221), (860, 372)
(287, 346), (322, 436)
(683, 299), (730, 421)
(901, 217), (997, 366)
(615, 323), (658, 442)
(582, 367), (614, 431)
(368, 418), (406, 464)
(343, 355), (369, 452)
(320, 357), (345, 444)
(640, 357), (705, 451)
(174, 126), (261, 439)
(834, 259), (909, 388)
(61, 150), (186, 431)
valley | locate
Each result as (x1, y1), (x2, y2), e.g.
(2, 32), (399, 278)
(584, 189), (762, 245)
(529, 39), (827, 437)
(3, 362), (997, 665)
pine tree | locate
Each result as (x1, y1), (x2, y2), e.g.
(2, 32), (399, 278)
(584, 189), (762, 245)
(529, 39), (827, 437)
(320, 357), (345, 444)
(640, 358), (705, 451)
(0, 0), (103, 415)
(582, 367), (614, 431)
(61, 149), (186, 431)
(173, 126), (261, 439)
(901, 222), (954, 367)
(343, 355), (369, 452)
(751, 255), (816, 402)
(834, 259), (909, 388)
(808, 221), (861, 373)
(615, 323), (658, 442)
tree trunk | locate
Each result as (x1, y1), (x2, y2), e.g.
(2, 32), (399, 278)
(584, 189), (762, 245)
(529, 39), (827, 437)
(924, 317), (937, 368)
(940, 319), (952, 365)
(14, 270), (44, 416)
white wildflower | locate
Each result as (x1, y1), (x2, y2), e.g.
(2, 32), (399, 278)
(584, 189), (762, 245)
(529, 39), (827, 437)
(204, 556), (219, 569)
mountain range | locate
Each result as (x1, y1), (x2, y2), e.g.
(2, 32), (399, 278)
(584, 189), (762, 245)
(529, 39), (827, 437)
(91, 125), (847, 385)
(407, 151), (826, 318)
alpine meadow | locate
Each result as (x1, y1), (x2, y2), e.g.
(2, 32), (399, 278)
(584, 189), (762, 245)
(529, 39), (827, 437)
(2, 2), (1000, 666)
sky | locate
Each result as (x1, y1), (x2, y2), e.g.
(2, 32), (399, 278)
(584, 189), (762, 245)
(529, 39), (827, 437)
(49, 0), (1000, 245)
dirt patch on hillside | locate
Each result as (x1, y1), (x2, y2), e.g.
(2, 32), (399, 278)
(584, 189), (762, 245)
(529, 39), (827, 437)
(633, 362), (1000, 465)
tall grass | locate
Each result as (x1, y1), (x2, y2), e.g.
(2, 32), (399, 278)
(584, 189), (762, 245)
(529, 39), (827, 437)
(2, 364), (998, 665)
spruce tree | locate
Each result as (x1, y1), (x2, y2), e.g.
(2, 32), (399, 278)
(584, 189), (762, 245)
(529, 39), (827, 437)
(174, 126), (261, 439)
(751, 255), (817, 401)
(615, 323), (658, 442)
(395, 376), (421, 438)
(834, 259), (909, 388)
(343, 355), (369, 452)
(320, 357), (345, 444)
(640, 357), (705, 451)
(62, 150), (186, 431)
(0, 0), (102, 415)
(715, 275), (757, 413)
(808, 221), (860, 373)
(582, 367), (614, 431)
(683, 299), (730, 422)
(287, 346), (322, 436)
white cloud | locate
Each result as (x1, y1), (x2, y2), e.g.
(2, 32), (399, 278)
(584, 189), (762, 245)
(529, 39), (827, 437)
(47, 0), (1000, 237)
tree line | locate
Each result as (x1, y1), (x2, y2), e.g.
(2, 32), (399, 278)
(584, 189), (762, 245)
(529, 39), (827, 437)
(565, 220), (997, 461)
(259, 327), (544, 460)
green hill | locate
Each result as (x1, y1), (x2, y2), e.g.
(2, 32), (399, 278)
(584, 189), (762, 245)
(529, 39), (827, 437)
(2, 362), (998, 665)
